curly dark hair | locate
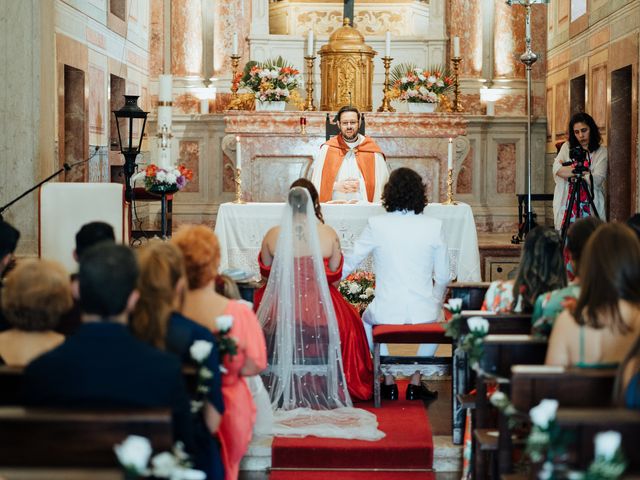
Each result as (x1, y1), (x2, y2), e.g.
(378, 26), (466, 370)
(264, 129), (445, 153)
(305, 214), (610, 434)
(381, 167), (427, 214)
(568, 112), (601, 153)
(290, 178), (324, 223)
(511, 226), (566, 313)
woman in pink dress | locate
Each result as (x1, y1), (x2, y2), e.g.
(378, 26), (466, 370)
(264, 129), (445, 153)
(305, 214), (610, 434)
(172, 225), (267, 480)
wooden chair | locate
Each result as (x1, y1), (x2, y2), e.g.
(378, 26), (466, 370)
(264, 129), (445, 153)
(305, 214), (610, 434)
(448, 282), (491, 310)
(372, 322), (451, 408)
(0, 407), (172, 468)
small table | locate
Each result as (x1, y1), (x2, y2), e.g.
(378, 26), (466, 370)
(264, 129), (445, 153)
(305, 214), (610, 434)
(131, 187), (174, 239)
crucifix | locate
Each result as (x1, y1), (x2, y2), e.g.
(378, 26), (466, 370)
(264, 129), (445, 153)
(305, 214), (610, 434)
(343, 0), (354, 25)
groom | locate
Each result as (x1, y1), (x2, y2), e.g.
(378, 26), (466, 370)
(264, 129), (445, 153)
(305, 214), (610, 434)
(343, 167), (450, 400)
(310, 106), (389, 203)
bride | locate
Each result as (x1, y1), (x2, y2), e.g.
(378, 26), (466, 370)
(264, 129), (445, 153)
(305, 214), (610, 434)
(255, 183), (384, 441)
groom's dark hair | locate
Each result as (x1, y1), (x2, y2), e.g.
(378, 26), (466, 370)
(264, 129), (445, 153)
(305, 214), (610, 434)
(382, 167), (428, 215)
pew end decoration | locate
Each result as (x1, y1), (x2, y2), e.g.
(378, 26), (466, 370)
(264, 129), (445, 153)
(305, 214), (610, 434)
(584, 430), (627, 480)
(443, 298), (463, 339)
(461, 316), (489, 371)
(114, 434), (205, 479)
(339, 271), (375, 313)
(143, 164), (193, 194)
(240, 56), (303, 108)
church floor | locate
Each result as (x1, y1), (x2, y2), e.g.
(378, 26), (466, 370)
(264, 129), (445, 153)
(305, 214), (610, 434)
(239, 377), (461, 479)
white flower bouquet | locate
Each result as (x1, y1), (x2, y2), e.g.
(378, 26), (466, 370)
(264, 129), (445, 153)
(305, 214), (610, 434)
(338, 271), (375, 312)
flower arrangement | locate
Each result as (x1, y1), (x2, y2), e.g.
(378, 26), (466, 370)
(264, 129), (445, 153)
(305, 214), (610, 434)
(144, 164), (193, 194)
(114, 435), (205, 479)
(189, 340), (215, 414)
(443, 298), (464, 339)
(240, 56), (302, 103)
(389, 63), (454, 103)
(214, 314), (238, 358)
(339, 271), (375, 312)
(584, 431), (627, 479)
(461, 316), (489, 371)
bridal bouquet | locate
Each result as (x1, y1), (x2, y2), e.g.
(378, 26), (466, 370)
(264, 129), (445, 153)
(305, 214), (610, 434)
(389, 63), (453, 103)
(239, 56), (303, 103)
(144, 164), (193, 194)
(339, 271), (375, 312)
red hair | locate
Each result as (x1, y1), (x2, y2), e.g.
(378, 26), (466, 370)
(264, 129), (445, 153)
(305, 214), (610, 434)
(171, 225), (220, 289)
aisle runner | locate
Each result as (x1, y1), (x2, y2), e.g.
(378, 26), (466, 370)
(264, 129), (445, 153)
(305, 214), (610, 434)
(271, 381), (434, 473)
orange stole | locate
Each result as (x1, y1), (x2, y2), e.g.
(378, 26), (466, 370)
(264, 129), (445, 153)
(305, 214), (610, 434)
(319, 135), (384, 203)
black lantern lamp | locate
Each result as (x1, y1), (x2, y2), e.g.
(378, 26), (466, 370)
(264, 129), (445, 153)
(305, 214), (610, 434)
(113, 95), (148, 201)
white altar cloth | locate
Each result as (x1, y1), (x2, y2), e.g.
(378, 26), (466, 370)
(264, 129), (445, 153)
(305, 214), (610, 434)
(214, 202), (481, 282)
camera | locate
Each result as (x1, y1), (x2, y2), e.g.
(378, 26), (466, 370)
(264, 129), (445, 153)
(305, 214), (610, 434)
(567, 146), (589, 176)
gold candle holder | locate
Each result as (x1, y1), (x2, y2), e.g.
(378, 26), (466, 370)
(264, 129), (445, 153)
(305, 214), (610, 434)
(451, 56), (464, 113)
(232, 167), (245, 204)
(304, 55), (316, 111)
(443, 168), (458, 205)
(378, 56), (395, 113)
(228, 54), (242, 110)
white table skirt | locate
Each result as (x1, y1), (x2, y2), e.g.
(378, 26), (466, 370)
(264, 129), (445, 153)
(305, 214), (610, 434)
(214, 202), (481, 282)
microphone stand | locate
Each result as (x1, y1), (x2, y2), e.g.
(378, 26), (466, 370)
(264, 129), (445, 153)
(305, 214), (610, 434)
(0, 147), (100, 221)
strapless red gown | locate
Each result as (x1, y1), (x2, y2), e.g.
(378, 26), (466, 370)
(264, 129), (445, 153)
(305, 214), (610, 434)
(253, 254), (374, 401)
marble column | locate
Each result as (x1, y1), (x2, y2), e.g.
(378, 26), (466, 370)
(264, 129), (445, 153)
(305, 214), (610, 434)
(171, 0), (203, 86)
(450, 0), (483, 78)
(149, 0), (165, 76)
(494, 1), (526, 80)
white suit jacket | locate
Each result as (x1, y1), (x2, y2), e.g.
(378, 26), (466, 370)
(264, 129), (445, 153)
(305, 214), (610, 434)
(343, 211), (450, 325)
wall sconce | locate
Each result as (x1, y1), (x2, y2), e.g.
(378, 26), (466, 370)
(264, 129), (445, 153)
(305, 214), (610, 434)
(480, 87), (503, 116)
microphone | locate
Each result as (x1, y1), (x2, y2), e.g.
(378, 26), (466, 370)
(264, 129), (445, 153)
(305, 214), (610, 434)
(348, 91), (352, 106)
(66, 145), (100, 170)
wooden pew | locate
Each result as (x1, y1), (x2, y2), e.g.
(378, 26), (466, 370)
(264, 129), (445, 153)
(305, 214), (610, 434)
(498, 366), (617, 475)
(472, 335), (548, 480)
(557, 408), (640, 473)
(0, 407), (173, 468)
(448, 282), (491, 311)
(451, 313), (533, 445)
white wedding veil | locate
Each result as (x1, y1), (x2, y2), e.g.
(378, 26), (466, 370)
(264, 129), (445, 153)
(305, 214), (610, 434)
(257, 187), (384, 440)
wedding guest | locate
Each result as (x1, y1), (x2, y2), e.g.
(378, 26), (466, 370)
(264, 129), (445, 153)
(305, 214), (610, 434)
(23, 243), (195, 451)
(255, 178), (374, 402)
(172, 225), (266, 480)
(615, 334), (640, 409)
(0, 259), (70, 366)
(482, 226), (566, 314)
(531, 217), (603, 336)
(131, 240), (224, 480)
(56, 221), (117, 336)
(546, 223), (640, 367)
(343, 167), (450, 401)
(0, 220), (20, 331)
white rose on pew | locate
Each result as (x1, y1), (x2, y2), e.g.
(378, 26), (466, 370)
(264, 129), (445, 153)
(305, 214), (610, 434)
(216, 314), (234, 333)
(466, 316), (489, 334)
(529, 399), (559, 429)
(114, 435), (152, 473)
(151, 451), (178, 477)
(594, 430), (622, 461)
(446, 298), (463, 312)
(489, 391), (507, 406)
(190, 340), (214, 363)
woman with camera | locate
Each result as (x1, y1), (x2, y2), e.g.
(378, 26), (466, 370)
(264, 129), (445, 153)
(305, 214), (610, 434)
(553, 112), (607, 232)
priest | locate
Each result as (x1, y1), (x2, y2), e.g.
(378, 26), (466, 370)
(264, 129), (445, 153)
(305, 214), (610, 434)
(310, 106), (389, 203)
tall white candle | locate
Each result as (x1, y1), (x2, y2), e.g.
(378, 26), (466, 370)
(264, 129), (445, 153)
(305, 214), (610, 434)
(200, 99), (209, 114)
(486, 100), (495, 116)
(157, 106), (172, 130)
(448, 138), (454, 170)
(232, 32), (238, 56)
(235, 136), (241, 169)
(307, 30), (314, 57)
(385, 31), (391, 58)
(453, 37), (460, 58)
(159, 74), (172, 102)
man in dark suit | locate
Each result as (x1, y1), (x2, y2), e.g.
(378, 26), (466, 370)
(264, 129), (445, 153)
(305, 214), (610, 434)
(23, 243), (194, 451)
(0, 220), (20, 331)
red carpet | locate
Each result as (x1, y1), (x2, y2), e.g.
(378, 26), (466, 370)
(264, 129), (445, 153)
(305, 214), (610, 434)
(269, 471), (436, 480)
(271, 381), (433, 472)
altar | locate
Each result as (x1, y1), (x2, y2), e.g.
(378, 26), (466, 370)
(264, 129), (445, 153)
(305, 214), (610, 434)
(214, 201), (481, 282)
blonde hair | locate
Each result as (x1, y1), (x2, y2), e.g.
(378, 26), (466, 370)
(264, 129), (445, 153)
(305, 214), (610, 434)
(2, 259), (72, 331)
(132, 241), (185, 349)
(215, 274), (241, 300)
(171, 225), (220, 289)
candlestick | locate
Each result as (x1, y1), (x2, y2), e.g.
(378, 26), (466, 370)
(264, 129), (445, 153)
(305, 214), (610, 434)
(452, 37), (460, 58)
(307, 30), (314, 57)
(443, 168), (458, 205)
(300, 116), (307, 135)
(448, 138), (453, 170)
(232, 32), (238, 56)
(377, 56), (395, 112)
(385, 31), (391, 58)
(451, 56), (464, 113)
(228, 54), (242, 110)
(304, 55), (316, 111)
(235, 136), (241, 169)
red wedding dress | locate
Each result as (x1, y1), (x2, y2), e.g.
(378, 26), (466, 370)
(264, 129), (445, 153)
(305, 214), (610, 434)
(254, 254), (374, 402)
